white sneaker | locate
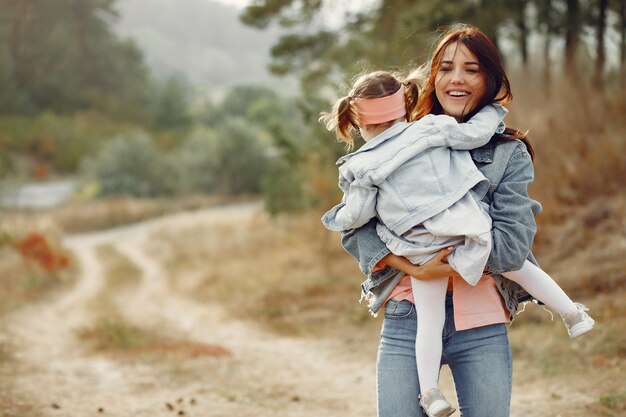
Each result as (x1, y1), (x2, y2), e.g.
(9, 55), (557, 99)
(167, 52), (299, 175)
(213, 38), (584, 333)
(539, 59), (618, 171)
(562, 303), (595, 339)
(419, 388), (455, 417)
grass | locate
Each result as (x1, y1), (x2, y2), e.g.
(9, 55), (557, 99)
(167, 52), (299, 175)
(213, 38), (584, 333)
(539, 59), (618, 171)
(0, 339), (10, 364)
(1, 193), (255, 234)
(0, 395), (39, 417)
(0, 242), (75, 315)
(147, 210), (381, 340)
(95, 244), (141, 288)
(598, 391), (626, 411)
(76, 316), (158, 351)
(79, 239), (231, 361)
(76, 315), (231, 361)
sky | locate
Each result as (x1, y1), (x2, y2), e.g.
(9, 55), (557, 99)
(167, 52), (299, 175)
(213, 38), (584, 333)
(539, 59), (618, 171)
(211, 0), (251, 9)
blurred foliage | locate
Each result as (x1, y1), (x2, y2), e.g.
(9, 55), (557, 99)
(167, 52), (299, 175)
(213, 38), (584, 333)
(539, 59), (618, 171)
(0, 0), (623, 216)
(242, 0), (626, 93)
(205, 119), (270, 195)
(0, 112), (137, 173)
(176, 120), (270, 195)
(15, 232), (71, 274)
(239, 0), (626, 214)
(153, 75), (193, 131)
(0, 0), (152, 120)
(261, 159), (310, 215)
(0, 0), (196, 180)
(81, 134), (177, 198)
(198, 85), (315, 207)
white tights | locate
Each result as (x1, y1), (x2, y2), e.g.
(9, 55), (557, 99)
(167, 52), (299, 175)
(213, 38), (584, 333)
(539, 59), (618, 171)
(411, 259), (577, 394)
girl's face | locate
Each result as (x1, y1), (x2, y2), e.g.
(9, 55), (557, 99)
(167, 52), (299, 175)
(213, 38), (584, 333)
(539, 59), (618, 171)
(434, 42), (487, 122)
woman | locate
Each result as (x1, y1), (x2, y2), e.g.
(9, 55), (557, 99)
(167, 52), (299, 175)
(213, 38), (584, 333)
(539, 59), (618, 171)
(341, 24), (541, 417)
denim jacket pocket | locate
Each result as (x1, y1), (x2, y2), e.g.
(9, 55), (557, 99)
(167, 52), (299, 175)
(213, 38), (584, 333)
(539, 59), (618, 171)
(384, 299), (415, 319)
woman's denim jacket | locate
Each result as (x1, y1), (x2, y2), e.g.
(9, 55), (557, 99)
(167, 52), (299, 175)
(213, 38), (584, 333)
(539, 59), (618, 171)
(341, 137), (543, 318)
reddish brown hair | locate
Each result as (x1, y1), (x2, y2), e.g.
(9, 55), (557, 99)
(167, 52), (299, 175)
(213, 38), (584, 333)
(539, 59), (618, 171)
(414, 24), (534, 159)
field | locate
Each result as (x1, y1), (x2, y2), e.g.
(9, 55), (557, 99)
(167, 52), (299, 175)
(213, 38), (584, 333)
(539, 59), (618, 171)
(0, 80), (625, 416)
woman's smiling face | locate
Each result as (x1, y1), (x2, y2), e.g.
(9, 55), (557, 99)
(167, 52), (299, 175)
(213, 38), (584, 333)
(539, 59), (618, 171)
(434, 42), (487, 122)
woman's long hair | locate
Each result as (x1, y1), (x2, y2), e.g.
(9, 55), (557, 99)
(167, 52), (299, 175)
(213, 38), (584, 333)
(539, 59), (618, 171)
(413, 24), (534, 159)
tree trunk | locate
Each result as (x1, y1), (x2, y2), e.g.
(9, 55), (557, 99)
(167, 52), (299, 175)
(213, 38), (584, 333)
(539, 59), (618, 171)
(594, 0), (607, 88)
(619, 0), (626, 88)
(564, 0), (580, 78)
(516, 0), (529, 66)
(543, 34), (552, 94)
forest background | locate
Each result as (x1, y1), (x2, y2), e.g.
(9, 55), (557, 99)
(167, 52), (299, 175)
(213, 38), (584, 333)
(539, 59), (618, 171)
(0, 0), (624, 416)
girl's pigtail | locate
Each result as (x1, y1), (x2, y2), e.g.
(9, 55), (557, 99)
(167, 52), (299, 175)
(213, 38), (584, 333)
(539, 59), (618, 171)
(404, 66), (428, 121)
(403, 80), (420, 122)
(319, 95), (358, 150)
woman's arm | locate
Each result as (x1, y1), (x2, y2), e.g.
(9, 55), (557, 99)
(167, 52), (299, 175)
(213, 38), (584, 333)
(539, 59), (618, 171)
(340, 218), (459, 279)
(382, 249), (461, 280)
(425, 104), (507, 150)
(486, 142), (542, 273)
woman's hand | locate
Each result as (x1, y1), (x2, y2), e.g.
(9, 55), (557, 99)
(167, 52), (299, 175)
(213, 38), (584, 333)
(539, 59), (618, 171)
(380, 248), (461, 280)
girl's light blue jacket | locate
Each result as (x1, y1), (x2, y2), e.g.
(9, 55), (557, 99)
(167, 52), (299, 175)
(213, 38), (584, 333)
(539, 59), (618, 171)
(321, 104), (507, 235)
(340, 136), (543, 317)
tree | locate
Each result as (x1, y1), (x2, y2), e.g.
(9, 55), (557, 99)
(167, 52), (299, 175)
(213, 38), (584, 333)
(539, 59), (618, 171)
(615, 0), (626, 87)
(534, 0), (560, 89)
(594, 0), (608, 87)
(0, 0), (152, 121)
(564, 0), (581, 77)
(514, 0), (530, 66)
(153, 76), (192, 130)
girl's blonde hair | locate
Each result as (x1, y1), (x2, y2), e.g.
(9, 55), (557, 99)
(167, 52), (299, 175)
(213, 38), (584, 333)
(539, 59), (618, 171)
(320, 70), (423, 150)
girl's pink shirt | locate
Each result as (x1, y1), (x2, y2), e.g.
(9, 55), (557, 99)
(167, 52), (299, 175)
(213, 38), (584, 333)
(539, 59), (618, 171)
(384, 273), (510, 331)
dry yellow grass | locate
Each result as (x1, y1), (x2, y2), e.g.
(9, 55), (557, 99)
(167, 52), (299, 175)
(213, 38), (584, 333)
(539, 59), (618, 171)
(2, 194), (254, 234)
(148, 210), (380, 338)
(95, 244), (141, 289)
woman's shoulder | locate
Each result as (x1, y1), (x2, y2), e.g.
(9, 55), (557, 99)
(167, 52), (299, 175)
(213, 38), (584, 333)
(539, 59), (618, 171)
(491, 135), (531, 160)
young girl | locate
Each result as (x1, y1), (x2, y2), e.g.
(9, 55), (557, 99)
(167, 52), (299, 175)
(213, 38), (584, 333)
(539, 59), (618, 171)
(320, 71), (595, 417)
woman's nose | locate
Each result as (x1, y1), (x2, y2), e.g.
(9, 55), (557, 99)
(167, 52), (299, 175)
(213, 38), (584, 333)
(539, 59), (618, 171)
(450, 69), (465, 84)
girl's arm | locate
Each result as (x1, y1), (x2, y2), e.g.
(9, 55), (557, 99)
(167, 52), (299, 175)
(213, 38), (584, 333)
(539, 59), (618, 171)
(426, 104), (507, 150)
(485, 142), (542, 273)
(321, 173), (378, 232)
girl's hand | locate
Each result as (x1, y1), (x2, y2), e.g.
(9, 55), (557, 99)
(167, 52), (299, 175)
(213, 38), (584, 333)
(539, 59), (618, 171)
(380, 247), (460, 280)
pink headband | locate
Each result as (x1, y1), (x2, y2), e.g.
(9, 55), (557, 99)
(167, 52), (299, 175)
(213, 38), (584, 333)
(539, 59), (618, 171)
(352, 86), (406, 125)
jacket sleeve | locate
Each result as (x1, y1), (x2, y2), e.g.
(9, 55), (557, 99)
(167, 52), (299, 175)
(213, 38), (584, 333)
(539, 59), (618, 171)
(321, 171), (378, 232)
(431, 104), (507, 150)
(485, 143), (543, 274)
(340, 218), (392, 276)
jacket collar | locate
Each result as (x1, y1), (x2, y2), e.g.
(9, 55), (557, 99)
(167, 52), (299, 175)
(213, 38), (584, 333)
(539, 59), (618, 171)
(336, 122), (412, 165)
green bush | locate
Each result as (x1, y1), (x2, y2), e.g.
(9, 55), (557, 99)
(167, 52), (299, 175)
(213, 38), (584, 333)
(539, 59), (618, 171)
(82, 134), (176, 197)
(174, 128), (222, 193)
(261, 159), (310, 215)
(176, 120), (270, 195)
(0, 112), (136, 173)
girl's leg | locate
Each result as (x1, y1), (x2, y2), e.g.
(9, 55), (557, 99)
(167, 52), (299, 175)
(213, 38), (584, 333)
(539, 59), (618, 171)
(410, 277), (449, 394)
(377, 300), (428, 417)
(441, 294), (512, 417)
(503, 260), (576, 315)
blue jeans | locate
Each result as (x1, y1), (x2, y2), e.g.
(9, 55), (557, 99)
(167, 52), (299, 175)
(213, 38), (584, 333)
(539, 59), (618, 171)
(377, 293), (512, 417)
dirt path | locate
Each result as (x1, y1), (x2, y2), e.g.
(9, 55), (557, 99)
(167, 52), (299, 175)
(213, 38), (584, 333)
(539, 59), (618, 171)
(1, 203), (606, 416)
(2, 204), (377, 417)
